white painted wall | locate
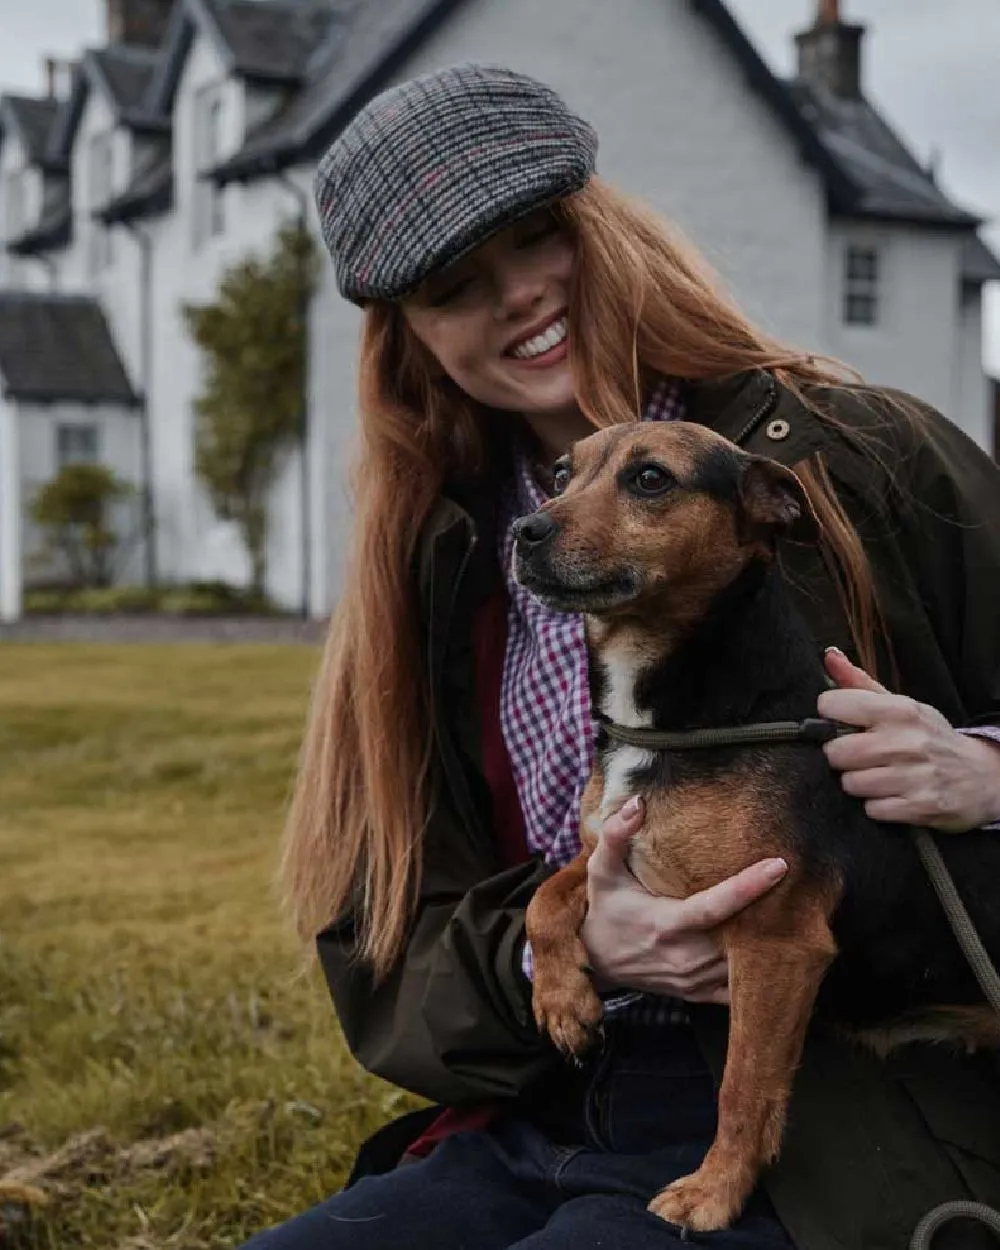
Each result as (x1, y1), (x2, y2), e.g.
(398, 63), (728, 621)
(391, 0), (830, 350)
(956, 286), (990, 450)
(0, 130), (44, 291)
(145, 31), (311, 608)
(69, 88), (143, 384)
(0, 396), (21, 619)
(823, 221), (987, 443)
(3, 0), (997, 621)
(17, 401), (144, 585)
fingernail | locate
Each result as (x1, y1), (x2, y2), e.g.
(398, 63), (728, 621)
(824, 645), (846, 658)
(764, 857), (788, 879)
(622, 796), (642, 819)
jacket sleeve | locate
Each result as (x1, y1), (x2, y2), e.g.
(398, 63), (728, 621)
(889, 403), (1000, 727)
(316, 807), (557, 1106)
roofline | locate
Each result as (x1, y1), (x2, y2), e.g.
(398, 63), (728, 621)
(832, 208), (984, 231)
(212, 0), (470, 184)
(0, 385), (141, 406)
(6, 208), (72, 256)
(0, 93), (63, 170)
(146, 0), (274, 115)
(688, 0), (858, 207)
(213, 0), (863, 202)
(98, 174), (174, 225)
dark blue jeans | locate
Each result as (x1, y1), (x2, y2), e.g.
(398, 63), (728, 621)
(240, 1022), (793, 1249)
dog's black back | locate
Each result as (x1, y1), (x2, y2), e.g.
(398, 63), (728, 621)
(591, 558), (1000, 1030)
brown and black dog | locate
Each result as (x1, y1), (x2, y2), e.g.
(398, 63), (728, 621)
(512, 421), (1000, 1233)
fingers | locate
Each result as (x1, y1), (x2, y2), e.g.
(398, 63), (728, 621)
(824, 726), (927, 771)
(589, 796), (644, 878)
(837, 764), (906, 800)
(818, 687), (922, 731)
(823, 647), (886, 693)
(672, 857), (787, 932)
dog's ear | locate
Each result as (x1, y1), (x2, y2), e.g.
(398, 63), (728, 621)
(737, 457), (819, 545)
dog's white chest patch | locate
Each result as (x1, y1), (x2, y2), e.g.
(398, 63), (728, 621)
(598, 642), (656, 820)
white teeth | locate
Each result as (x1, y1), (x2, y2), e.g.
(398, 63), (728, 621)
(511, 316), (567, 359)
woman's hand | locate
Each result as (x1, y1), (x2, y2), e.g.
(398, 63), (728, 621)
(819, 648), (1000, 832)
(581, 797), (788, 1005)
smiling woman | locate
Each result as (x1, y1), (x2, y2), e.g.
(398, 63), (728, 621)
(400, 209), (580, 457)
(242, 62), (1000, 1250)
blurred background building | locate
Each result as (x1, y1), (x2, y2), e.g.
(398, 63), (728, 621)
(1, 0), (998, 620)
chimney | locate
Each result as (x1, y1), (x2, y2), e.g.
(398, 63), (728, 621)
(106, 0), (173, 47)
(795, 0), (866, 99)
(43, 55), (74, 99)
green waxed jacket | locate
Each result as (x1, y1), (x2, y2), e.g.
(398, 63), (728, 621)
(319, 371), (1000, 1250)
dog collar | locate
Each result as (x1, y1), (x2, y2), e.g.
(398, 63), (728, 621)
(594, 716), (859, 751)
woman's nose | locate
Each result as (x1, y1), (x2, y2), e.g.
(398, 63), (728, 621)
(494, 263), (545, 319)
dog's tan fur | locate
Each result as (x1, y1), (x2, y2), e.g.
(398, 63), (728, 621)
(521, 423), (998, 1232)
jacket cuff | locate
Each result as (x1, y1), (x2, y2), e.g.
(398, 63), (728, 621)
(958, 726), (1000, 830)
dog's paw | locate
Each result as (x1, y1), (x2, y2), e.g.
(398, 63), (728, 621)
(648, 1169), (743, 1233)
(532, 969), (604, 1059)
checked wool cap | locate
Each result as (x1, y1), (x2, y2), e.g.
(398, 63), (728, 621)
(314, 64), (598, 304)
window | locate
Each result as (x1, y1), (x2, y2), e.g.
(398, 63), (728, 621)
(88, 132), (115, 272)
(843, 245), (879, 326)
(56, 424), (100, 468)
(193, 89), (225, 245)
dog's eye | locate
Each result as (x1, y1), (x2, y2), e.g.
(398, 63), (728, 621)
(632, 464), (674, 496)
(551, 465), (571, 495)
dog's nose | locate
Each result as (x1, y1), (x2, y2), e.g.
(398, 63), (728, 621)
(512, 512), (558, 548)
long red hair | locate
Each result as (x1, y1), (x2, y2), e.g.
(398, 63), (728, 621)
(281, 177), (886, 975)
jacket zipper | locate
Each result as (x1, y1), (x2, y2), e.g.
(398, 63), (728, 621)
(733, 374), (779, 447)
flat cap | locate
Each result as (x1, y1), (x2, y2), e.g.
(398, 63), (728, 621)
(314, 64), (598, 304)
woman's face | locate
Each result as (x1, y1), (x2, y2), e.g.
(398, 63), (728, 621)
(400, 209), (577, 422)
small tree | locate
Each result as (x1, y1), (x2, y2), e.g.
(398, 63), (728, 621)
(183, 222), (317, 597)
(30, 463), (131, 588)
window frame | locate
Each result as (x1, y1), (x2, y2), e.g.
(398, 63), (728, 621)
(842, 243), (880, 327)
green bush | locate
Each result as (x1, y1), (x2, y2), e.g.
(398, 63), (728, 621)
(23, 582), (283, 617)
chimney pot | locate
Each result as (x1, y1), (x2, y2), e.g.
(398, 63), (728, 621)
(106, 0), (173, 47)
(795, 6), (866, 99)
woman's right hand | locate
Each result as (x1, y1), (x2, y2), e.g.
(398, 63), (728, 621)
(581, 797), (788, 1005)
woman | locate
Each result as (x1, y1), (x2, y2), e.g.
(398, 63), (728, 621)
(246, 65), (1000, 1250)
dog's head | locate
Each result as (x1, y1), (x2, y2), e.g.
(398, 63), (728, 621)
(512, 422), (818, 620)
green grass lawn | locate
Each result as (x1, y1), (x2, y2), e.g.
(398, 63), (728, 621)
(0, 645), (419, 1249)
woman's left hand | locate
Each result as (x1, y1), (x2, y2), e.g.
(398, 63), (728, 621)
(818, 648), (1000, 833)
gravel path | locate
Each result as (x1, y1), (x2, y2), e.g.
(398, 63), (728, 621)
(0, 615), (329, 644)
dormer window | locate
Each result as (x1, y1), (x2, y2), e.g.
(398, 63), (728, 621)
(194, 87), (225, 246)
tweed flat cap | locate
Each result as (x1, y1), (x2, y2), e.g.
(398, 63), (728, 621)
(314, 64), (598, 304)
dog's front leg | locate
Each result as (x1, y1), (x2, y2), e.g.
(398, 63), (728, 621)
(649, 905), (836, 1232)
(525, 848), (604, 1058)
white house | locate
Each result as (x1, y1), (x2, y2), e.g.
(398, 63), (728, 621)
(1, 0), (998, 622)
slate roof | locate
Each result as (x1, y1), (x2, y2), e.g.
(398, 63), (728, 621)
(213, 0), (491, 177)
(213, 0), (994, 266)
(961, 234), (1000, 285)
(1, 95), (61, 166)
(91, 44), (162, 119)
(7, 179), (71, 256)
(212, 0), (345, 81)
(3, 0), (997, 282)
(786, 81), (979, 228)
(0, 294), (137, 405)
(100, 138), (173, 223)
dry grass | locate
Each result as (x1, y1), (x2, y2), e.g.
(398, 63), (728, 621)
(0, 645), (419, 1249)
